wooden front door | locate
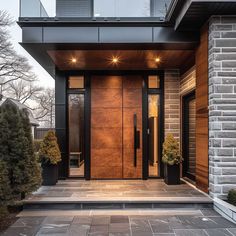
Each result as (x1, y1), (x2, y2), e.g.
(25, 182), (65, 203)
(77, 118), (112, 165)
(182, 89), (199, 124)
(91, 75), (143, 179)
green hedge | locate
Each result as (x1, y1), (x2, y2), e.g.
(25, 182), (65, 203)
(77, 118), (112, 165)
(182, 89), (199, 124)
(228, 189), (236, 206)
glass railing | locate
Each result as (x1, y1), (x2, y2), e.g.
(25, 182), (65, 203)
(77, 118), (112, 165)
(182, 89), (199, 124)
(19, 0), (172, 19)
(20, 0), (48, 17)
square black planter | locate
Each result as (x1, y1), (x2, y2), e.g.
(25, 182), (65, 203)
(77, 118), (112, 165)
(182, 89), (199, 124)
(42, 164), (58, 186)
(164, 164), (180, 185)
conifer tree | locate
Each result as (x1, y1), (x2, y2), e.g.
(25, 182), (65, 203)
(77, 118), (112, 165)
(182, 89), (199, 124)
(20, 108), (41, 193)
(0, 160), (12, 216)
(0, 105), (12, 215)
(1, 103), (29, 199)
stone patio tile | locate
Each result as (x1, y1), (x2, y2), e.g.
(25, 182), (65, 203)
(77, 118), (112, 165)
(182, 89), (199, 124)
(207, 217), (236, 228)
(205, 228), (233, 236)
(149, 218), (174, 233)
(174, 229), (208, 236)
(130, 218), (152, 234)
(2, 226), (39, 236)
(68, 224), (90, 236)
(92, 216), (110, 225)
(110, 216), (129, 223)
(200, 209), (220, 216)
(109, 233), (131, 236)
(89, 225), (109, 234)
(153, 234), (175, 236)
(227, 228), (236, 235)
(131, 232), (153, 236)
(11, 216), (45, 227)
(174, 215), (235, 229)
(36, 225), (70, 235)
(72, 216), (92, 225)
(109, 223), (130, 233)
(42, 216), (74, 225)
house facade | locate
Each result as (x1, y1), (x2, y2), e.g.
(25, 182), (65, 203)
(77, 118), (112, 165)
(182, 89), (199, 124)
(18, 0), (236, 199)
(0, 98), (40, 139)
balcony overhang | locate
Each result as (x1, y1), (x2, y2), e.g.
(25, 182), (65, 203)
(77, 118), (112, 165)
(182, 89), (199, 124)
(20, 24), (198, 77)
(167, 0), (236, 30)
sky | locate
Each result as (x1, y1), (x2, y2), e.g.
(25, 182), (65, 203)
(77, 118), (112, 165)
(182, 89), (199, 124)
(1, 0), (55, 88)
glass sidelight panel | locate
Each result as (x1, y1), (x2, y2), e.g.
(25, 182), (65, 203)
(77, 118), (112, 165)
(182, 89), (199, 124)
(148, 94), (160, 177)
(183, 92), (196, 180)
(68, 94), (85, 177)
(187, 99), (196, 177)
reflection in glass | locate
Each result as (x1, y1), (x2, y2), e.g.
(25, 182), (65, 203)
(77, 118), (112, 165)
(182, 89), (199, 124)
(148, 94), (160, 177)
(94, 0), (150, 17)
(187, 99), (196, 176)
(68, 94), (84, 177)
(68, 76), (84, 89)
(148, 76), (160, 89)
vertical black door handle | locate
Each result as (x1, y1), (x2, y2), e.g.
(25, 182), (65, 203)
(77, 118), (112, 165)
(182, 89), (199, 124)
(134, 114), (137, 167)
(133, 114), (140, 167)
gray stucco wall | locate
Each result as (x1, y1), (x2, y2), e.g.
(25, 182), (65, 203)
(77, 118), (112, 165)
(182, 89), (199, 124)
(209, 16), (236, 199)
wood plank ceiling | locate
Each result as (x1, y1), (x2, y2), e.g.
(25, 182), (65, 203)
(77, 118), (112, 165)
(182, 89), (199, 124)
(47, 50), (195, 70)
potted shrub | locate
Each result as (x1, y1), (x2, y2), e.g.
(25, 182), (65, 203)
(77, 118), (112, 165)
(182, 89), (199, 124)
(162, 134), (182, 185)
(39, 131), (61, 186)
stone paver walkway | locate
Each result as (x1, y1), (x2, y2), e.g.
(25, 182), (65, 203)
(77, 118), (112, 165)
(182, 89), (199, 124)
(2, 209), (236, 236)
(25, 179), (211, 203)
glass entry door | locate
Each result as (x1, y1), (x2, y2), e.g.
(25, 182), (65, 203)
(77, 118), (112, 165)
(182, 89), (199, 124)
(182, 91), (196, 181)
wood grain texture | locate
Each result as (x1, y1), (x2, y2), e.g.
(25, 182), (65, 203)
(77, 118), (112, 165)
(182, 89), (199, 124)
(91, 75), (143, 179)
(123, 76), (143, 179)
(91, 76), (123, 179)
(195, 24), (209, 193)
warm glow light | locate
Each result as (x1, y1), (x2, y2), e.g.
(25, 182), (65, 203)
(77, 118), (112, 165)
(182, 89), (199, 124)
(155, 57), (161, 63)
(112, 57), (119, 63)
(71, 58), (77, 63)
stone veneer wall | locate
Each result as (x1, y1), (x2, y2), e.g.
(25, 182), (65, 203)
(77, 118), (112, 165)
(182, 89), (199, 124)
(209, 16), (236, 198)
(164, 70), (180, 141)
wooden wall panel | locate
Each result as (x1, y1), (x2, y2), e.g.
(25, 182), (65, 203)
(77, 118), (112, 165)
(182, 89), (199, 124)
(91, 76), (123, 179)
(195, 24), (209, 193)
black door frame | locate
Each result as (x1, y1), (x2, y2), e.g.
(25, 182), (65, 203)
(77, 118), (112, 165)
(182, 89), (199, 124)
(66, 70), (164, 180)
(182, 90), (196, 181)
(143, 71), (164, 179)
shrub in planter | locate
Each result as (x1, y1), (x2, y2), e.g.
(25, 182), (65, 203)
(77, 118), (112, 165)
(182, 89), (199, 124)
(39, 131), (61, 186)
(227, 189), (236, 206)
(162, 134), (182, 185)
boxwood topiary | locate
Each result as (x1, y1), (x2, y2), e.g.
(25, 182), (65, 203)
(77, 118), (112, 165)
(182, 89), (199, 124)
(227, 189), (236, 206)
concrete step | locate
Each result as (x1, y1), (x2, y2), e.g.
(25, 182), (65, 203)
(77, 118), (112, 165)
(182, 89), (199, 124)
(23, 199), (213, 210)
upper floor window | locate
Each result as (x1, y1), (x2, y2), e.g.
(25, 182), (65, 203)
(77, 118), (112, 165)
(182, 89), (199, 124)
(94, 0), (151, 17)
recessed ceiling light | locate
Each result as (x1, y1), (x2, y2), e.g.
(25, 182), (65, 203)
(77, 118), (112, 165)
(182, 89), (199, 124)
(112, 57), (119, 63)
(155, 57), (161, 63)
(71, 58), (77, 63)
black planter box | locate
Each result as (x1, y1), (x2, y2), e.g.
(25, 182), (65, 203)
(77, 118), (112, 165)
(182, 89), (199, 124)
(164, 164), (180, 185)
(42, 163), (58, 186)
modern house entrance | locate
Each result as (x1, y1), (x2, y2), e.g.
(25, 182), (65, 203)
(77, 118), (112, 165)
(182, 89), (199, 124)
(68, 72), (164, 180)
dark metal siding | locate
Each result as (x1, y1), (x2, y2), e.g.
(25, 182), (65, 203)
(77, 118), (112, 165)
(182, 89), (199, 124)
(56, 0), (92, 17)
